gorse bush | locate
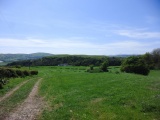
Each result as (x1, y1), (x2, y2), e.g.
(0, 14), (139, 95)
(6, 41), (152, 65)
(0, 67), (38, 89)
(121, 56), (150, 75)
(23, 70), (30, 76)
(16, 70), (25, 77)
(30, 70), (38, 75)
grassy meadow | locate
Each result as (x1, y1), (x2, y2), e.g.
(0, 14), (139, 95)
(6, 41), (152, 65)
(32, 66), (160, 120)
(0, 66), (159, 119)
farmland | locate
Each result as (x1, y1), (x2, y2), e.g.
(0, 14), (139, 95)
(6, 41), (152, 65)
(0, 66), (160, 120)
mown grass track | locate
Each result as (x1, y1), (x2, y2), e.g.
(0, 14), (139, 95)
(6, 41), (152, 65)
(0, 77), (38, 119)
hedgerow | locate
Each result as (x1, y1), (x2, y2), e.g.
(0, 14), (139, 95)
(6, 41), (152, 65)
(0, 67), (38, 89)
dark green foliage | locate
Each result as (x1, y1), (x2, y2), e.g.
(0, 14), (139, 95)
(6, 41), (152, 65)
(6, 68), (18, 78)
(152, 48), (160, 69)
(0, 68), (17, 89)
(7, 55), (123, 67)
(100, 61), (109, 72)
(0, 83), (3, 89)
(14, 65), (21, 68)
(23, 70), (30, 76)
(16, 70), (24, 77)
(30, 70), (38, 75)
(89, 65), (94, 70)
(0, 67), (38, 89)
(142, 52), (154, 69)
(142, 48), (160, 70)
(108, 57), (122, 66)
(86, 67), (102, 73)
(121, 56), (150, 75)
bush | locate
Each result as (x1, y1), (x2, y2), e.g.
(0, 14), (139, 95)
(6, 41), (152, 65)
(121, 56), (150, 75)
(16, 70), (25, 77)
(0, 68), (18, 78)
(30, 70), (38, 75)
(100, 61), (109, 72)
(6, 68), (18, 78)
(86, 68), (103, 73)
(23, 70), (30, 76)
(0, 83), (3, 89)
(0, 67), (38, 89)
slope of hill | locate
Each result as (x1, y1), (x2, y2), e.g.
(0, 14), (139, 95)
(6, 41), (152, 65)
(0, 53), (53, 62)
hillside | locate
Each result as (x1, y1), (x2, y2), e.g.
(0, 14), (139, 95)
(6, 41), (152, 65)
(0, 53), (53, 62)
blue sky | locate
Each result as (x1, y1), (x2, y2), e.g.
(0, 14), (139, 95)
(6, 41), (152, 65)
(0, 0), (160, 55)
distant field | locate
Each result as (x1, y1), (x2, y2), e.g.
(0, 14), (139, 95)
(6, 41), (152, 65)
(32, 66), (160, 120)
(0, 62), (9, 66)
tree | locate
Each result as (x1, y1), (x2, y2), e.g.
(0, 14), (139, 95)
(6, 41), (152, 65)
(100, 61), (109, 72)
(142, 52), (154, 69)
(121, 56), (150, 75)
(151, 48), (160, 69)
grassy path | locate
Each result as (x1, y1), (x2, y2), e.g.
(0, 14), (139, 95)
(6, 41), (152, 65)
(5, 78), (44, 120)
(0, 80), (29, 102)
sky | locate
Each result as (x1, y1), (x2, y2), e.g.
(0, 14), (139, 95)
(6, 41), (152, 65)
(0, 0), (160, 55)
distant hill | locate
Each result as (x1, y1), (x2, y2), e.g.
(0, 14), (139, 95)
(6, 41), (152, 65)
(109, 54), (140, 57)
(0, 53), (53, 62)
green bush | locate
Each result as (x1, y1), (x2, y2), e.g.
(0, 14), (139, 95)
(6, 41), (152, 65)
(100, 61), (109, 72)
(30, 70), (38, 75)
(6, 68), (18, 78)
(0, 68), (17, 78)
(16, 70), (25, 77)
(23, 70), (30, 76)
(0, 67), (38, 89)
(121, 56), (150, 75)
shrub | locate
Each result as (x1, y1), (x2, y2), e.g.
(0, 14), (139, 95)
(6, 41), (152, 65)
(89, 65), (94, 70)
(6, 69), (18, 78)
(14, 65), (21, 68)
(100, 61), (109, 72)
(16, 70), (25, 77)
(0, 83), (3, 89)
(30, 70), (38, 75)
(23, 70), (30, 76)
(0, 68), (18, 78)
(86, 68), (103, 73)
(121, 56), (150, 75)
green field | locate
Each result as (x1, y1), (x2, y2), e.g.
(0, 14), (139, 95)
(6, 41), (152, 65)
(0, 66), (160, 120)
(34, 66), (159, 120)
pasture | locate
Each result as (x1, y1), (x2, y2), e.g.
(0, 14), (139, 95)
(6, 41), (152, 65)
(37, 66), (160, 120)
(0, 66), (160, 120)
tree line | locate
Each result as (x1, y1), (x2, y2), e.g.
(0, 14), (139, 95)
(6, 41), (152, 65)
(7, 55), (123, 67)
(6, 48), (160, 76)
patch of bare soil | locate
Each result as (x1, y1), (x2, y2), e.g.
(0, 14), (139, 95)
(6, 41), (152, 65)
(0, 80), (29, 102)
(5, 78), (44, 120)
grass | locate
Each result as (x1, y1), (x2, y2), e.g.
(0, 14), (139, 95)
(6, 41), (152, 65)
(33, 66), (160, 120)
(0, 66), (159, 119)
(0, 77), (38, 119)
(0, 76), (34, 97)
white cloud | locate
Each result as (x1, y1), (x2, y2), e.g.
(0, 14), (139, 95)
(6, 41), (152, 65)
(114, 29), (160, 39)
(0, 38), (159, 55)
